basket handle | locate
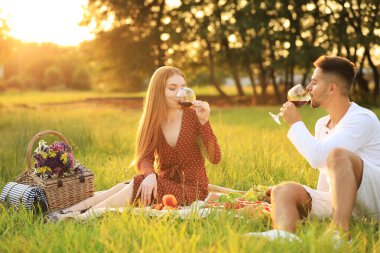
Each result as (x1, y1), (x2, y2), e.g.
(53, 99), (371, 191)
(26, 130), (71, 172)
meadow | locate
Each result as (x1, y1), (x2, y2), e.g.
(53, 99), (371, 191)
(0, 91), (379, 252)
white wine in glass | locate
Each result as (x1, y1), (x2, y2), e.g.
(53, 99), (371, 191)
(177, 87), (196, 108)
(269, 84), (310, 125)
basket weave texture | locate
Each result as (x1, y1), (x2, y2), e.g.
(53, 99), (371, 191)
(14, 130), (94, 211)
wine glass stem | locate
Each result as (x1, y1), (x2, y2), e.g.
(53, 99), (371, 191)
(269, 111), (282, 125)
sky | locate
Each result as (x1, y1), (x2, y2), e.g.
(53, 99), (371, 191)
(0, 0), (94, 46)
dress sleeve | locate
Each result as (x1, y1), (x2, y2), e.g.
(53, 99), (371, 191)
(198, 120), (221, 164)
(287, 113), (375, 168)
(138, 151), (155, 176)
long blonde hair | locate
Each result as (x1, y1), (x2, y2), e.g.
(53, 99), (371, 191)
(134, 66), (185, 170)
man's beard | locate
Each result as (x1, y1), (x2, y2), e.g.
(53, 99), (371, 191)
(310, 99), (321, 108)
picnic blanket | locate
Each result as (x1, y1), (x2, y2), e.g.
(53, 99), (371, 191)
(59, 184), (271, 221)
(0, 182), (49, 212)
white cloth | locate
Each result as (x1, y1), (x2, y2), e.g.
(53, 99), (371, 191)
(287, 102), (380, 218)
(68, 205), (217, 221)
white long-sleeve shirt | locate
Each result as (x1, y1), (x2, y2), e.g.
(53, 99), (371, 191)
(287, 102), (380, 192)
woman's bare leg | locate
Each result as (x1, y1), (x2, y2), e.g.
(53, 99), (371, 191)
(91, 180), (134, 209)
(72, 180), (135, 220)
(62, 181), (131, 212)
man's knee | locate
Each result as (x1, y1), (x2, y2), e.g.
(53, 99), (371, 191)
(327, 148), (361, 171)
(272, 183), (305, 201)
(327, 148), (363, 186)
(271, 183), (312, 216)
(327, 148), (350, 170)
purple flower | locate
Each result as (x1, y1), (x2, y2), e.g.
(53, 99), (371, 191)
(68, 152), (75, 168)
(33, 140), (76, 178)
(51, 141), (65, 152)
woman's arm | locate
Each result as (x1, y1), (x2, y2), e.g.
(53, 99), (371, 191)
(138, 152), (155, 176)
(198, 121), (221, 164)
(136, 151), (157, 205)
(192, 100), (221, 164)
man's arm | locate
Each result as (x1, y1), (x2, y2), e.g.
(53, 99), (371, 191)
(287, 114), (373, 168)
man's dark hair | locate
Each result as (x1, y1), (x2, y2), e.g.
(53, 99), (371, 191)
(313, 56), (356, 96)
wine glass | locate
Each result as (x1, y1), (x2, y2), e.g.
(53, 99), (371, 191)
(269, 84), (311, 125)
(177, 87), (196, 108)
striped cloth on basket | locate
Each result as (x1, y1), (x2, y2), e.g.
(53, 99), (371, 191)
(0, 182), (48, 212)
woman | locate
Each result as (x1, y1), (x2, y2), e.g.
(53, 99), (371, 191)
(132, 66), (221, 206)
(51, 66), (221, 220)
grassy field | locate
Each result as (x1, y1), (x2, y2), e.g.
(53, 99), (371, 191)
(0, 85), (255, 106)
(0, 92), (379, 252)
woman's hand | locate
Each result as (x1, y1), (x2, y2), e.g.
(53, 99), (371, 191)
(136, 173), (157, 205)
(193, 100), (210, 125)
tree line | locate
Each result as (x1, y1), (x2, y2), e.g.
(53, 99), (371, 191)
(1, 1), (379, 105)
(84, 0), (379, 104)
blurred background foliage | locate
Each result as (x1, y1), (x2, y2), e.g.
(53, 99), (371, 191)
(0, 0), (379, 105)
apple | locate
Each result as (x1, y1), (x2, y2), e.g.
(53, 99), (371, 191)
(162, 194), (178, 207)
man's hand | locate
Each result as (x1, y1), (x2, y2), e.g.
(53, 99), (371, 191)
(136, 173), (157, 205)
(280, 101), (302, 125)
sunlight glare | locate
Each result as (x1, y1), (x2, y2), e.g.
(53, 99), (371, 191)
(228, 34), (237, 43)
(0, 0), (94, 46)
(166, 0), (182, 9)
(160, 33), (170, 41)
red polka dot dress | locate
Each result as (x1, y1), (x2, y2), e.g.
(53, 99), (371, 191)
(131, 108), (221, 206)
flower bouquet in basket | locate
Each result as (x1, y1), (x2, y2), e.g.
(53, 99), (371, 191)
(14, 130), (94, 211)
(33, 140), (74, 178)
(33, 140), (82, 179)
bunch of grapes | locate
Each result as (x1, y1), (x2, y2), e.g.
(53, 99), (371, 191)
(243, 185), (272, 202)
(205, 185), (272, 211)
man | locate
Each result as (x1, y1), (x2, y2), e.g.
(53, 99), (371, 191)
(250, 56), (380, 241)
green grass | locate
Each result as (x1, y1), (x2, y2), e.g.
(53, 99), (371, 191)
(0, 86), (255, 106)
(0, 90), (143, 105)
(0, 93), (379, 252)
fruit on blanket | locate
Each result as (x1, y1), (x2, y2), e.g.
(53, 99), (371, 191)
(207, 193), (220, 202)
(224, 202), (244, 209)
(162, 194), (178, 207)
(236, 203), (271, 217)
(152, 203), (163, 210)
(162, 206), (176, 210)
(244, 185), (269, 201)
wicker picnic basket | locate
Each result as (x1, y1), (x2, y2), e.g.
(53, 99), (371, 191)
(14, 130), (94, 211)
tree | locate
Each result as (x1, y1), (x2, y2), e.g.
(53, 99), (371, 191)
(0, 13), (11, 87)
(165, 0), (230, 99)
(43, 65), (65, 90)
(82, 0), (168, 91)
(82, 0), (380, 104)
(73, 66), (92, 90)
(326, 0), (380, 105)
